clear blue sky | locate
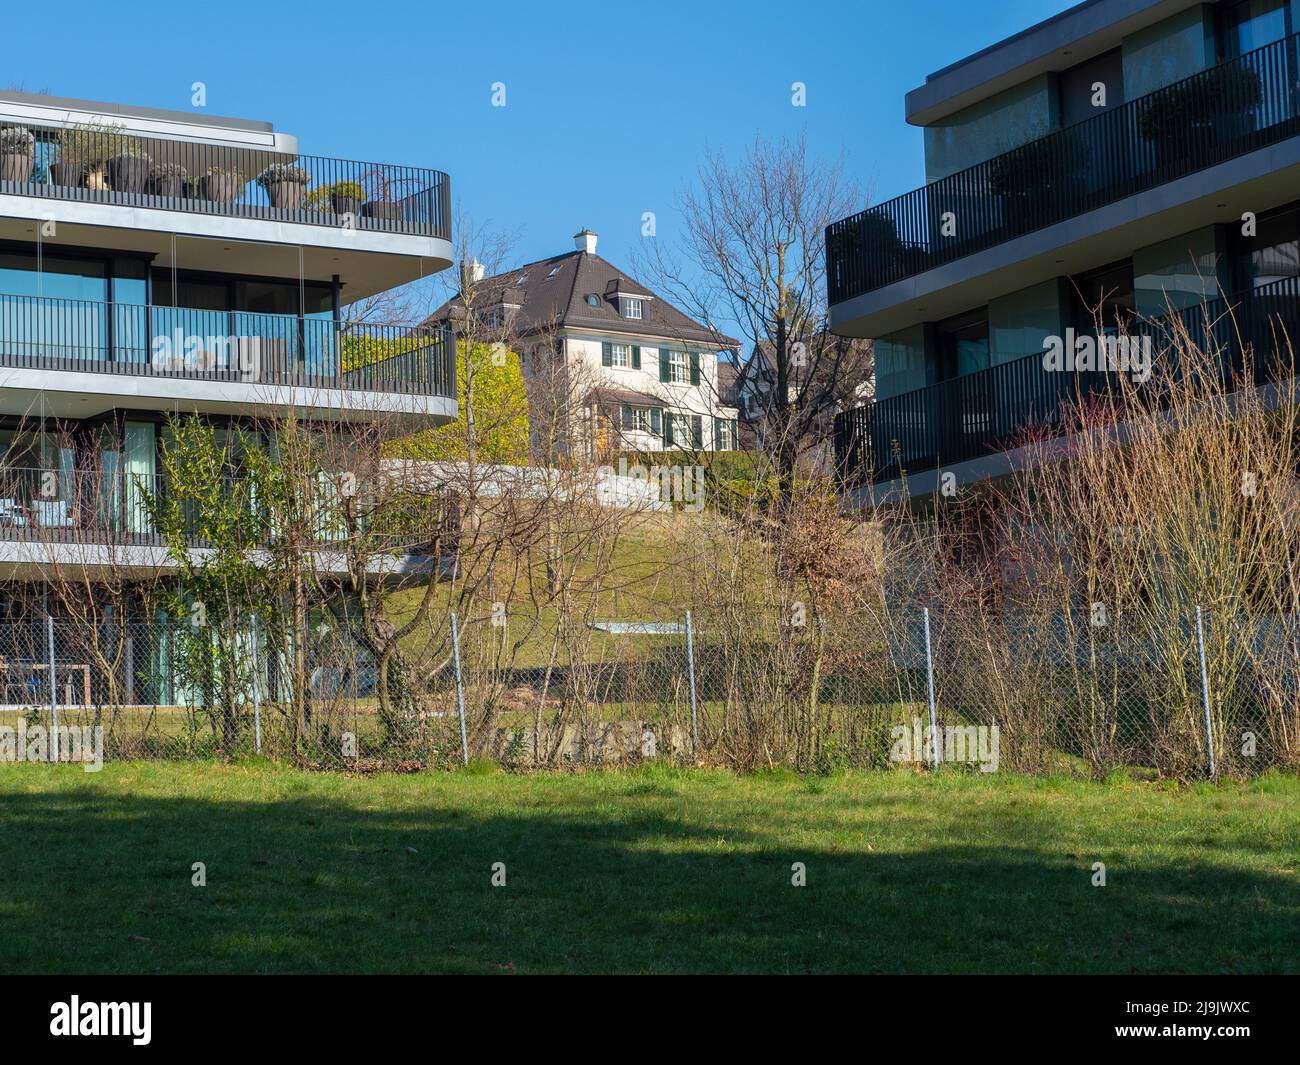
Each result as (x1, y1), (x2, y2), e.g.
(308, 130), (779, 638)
(8, 0), (1076, 282)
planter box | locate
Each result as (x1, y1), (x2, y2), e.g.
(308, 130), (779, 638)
(50, 160), (85, 187)
(107, 156), (151, 194)
(265, 180), (306, 209)
(1, 153), (34, 183)
(361, 200), (403, 220)
(201, 173), (241, 203)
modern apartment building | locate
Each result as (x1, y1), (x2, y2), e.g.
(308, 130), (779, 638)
(828, 0), (1300, 502)
(432, 230), (740, 457)
(0, 90), (456, 692)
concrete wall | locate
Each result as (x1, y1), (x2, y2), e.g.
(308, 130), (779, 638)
(1121, 5), (1217, 96)
(1133, 225), (1228, 315)
(989, 279), (1066, 365)
(923, 75), (1058, 182)
(873, 325), (930, 400)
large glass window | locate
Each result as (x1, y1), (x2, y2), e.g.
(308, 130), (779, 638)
(934, 309), (990, 380)
(1220, 0), (1293, 59)
(149, 272), (335, 378)
(0, 252), (108, 302)
(1233, 202), (1300, 289)
(0, 252), (109, 365)
(0, 429), (77, 529)
(1070, 261), (1136, 335)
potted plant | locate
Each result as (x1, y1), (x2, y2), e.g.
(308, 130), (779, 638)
(148, 161), (188, 198)
(256, 163), (311, 209)
(1139, 63), (1263, 169)
(55, 119), (125, 189)
(360, 168), (404, 220)
(106, 147), (152, 194)
(0, 126), (35, 183)
(201, 165), (242, 203)
(987, 127), (1089, 203)
(362, 195), (403, 220)
(331, 180), (365, 215)
(308, 179), (365, 215)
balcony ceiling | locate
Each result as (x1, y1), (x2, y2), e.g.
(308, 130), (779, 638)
(906, 0), (1206, 127)
(0, 215), (450, 304)
(0, 367), (456, 426)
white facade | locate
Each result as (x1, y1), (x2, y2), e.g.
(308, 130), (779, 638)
(566, 332), (739, 452)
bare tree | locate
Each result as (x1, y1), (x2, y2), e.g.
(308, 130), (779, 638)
(636, 133), (872, 506)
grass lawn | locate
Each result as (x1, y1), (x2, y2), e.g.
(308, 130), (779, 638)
(0, 761), (1296, 974)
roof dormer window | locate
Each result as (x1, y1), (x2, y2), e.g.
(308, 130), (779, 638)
(622, 297), (643, 320)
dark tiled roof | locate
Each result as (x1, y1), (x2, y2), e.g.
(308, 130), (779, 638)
(428, 249), (738, 347)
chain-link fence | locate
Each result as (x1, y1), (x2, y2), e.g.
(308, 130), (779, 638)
(0, 605), (1295, 778)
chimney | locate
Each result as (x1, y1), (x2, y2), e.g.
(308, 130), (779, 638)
(461, 258), (486, 289)
(573, 229), (598, 255)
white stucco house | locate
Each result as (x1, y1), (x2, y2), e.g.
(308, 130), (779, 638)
(432, 229), (740, 456)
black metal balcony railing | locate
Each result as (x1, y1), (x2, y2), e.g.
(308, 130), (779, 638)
(0, 116), (450, 240)
(834, 275), (1300, 486)
(827, 32), (1300, 304)
(0, 292), (456, 398)
(0, 467), (166, 547)
(0, 465), (418, 549)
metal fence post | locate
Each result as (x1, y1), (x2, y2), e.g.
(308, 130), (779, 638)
(251, 614), (262, 755)
(47, 615), (58, 763)
(923, 606), (939, 770)
(451, 612), (468, 766)
(685, 610), (698, 757)
(1195, 605), (1216, 778)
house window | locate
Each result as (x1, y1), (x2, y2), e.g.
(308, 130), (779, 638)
(667, 349), (689, 383)
(623, 297), (643, 320)
(622, 404), (661, 435)
(668, 413), (702, 448)
(609, 343), (632, 368)
(715, 418), (738, 451)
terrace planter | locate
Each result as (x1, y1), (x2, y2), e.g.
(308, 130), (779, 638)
(106, 155), (151, 194)
(201, 172), (240, 203)
(264, 179), (305, 209)
(332, 193), (362, 215)
(50, 160), (85, 187)
(1151, 111), (1258, 172)
(1, 152), (34, 183)
(149, 174), (185, 198)
(361, 199), (403, 220)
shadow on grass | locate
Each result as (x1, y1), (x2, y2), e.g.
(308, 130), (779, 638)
(0, 781), (1296, 974)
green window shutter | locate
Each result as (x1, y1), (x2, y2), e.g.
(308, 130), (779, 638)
(651, 408), (662, 436)
(691, 415), (702, 448)
(665, 413), (675, 447)
(621, 403), (632, 430)
(602, 341), (612, 367)
(689, 352), (700, 385)
(631, 345), (641, 370)
(659, 348), (670, 383)
(712, 416), (720, 450)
